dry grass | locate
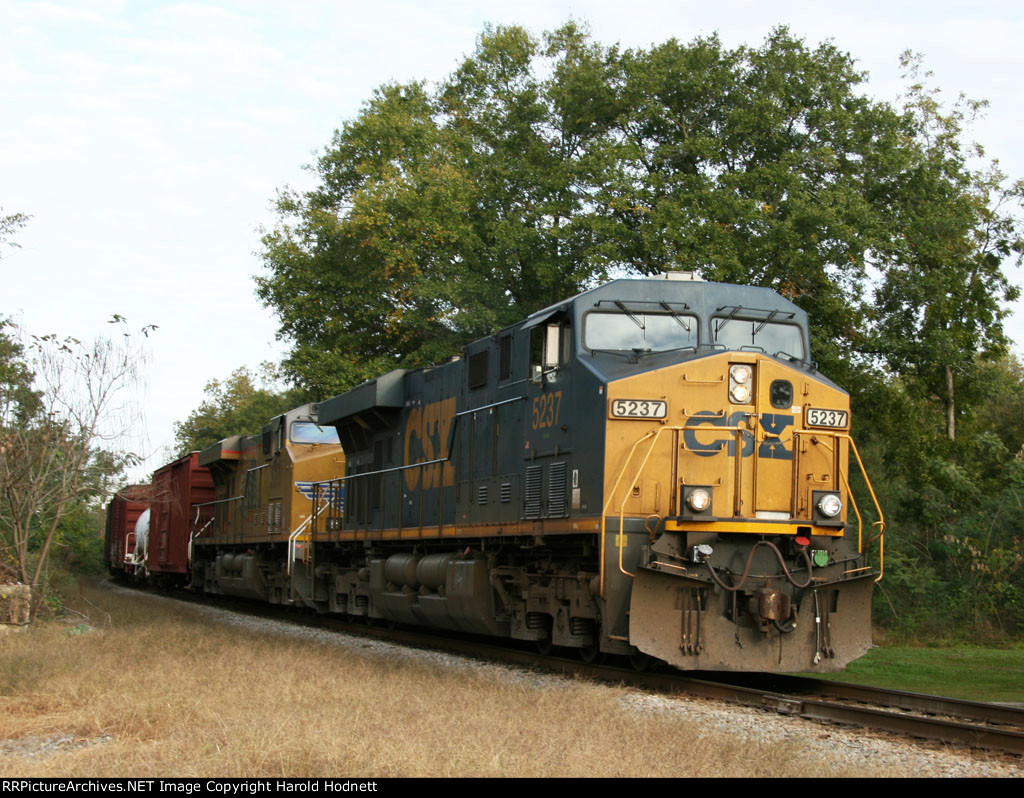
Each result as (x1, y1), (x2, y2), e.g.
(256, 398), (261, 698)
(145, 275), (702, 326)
(0, 583), (883, 778)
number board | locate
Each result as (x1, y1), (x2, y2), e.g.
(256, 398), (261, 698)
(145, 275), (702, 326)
(610, 399), (668, 419)
(806, 407), (849, 428)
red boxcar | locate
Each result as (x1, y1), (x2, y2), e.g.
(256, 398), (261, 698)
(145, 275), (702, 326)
(104, 484), (151, 576)
(148, 453), (215, 583)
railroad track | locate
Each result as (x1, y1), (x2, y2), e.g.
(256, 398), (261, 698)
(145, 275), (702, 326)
(351, 624), (1024, 757)
(121, 580), (1024, 758)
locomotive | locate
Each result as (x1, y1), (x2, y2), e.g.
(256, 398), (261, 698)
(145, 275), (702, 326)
(107, 273), (884, 672)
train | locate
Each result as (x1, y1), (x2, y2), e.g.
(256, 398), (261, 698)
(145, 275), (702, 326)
(105, 272), (885, 672)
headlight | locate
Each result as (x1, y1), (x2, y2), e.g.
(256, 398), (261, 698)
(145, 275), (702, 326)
(729, 364), (754, 404)
(730, 384), (751, 403)
(817, 493), (842, 518)
(730, 364), (752, 384)
(687, 488), (711, 512)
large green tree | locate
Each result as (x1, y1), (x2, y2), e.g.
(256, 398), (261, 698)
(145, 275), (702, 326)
(259, 25), (1021, 405)
(258, 24), (633, 396)
(870, 57), (1023, 442)
(257, 24), (1024, 638)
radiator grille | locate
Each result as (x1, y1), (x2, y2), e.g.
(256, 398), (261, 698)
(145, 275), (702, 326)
(524, 466), (543, 519)
(548, 462), (567, 517)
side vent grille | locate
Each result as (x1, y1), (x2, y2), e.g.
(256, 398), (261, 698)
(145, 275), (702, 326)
(500, 483), (512, 503)
(548, 462), (567, 517)
(477, 485), (489, 506)
(524, 466), (543, 519)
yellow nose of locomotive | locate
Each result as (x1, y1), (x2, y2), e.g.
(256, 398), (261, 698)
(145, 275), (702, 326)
(605, 352), (851, 535)
(604, 352), (877, 672)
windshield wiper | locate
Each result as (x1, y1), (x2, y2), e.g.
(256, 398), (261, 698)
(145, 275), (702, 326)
(614, 301), (645, 330)
(659, 302), (692, 333)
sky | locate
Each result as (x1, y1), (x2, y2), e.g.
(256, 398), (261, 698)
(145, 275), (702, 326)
(3, 0), (1023, 478)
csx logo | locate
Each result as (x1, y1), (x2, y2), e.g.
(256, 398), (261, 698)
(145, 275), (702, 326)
(684, 411), (793, 460)
(404, 397), (456, 491)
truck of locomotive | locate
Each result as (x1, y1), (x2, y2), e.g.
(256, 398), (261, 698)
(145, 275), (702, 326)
(181, 273), (882, 673)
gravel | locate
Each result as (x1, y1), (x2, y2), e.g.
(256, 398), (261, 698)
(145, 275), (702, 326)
(0, 734), (112, 760)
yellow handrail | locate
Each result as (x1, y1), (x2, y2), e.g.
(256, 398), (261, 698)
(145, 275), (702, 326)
(598, 425), (888, 595)
(832, 434), (886, 583)
(599, 429), (658, 595)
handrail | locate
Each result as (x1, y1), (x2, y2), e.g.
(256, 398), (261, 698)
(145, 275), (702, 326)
(800, 434), (865, 552)
(598, 423), (888, 596)
(286, 494), (333, 575)
(818, 433), (886, 583)
(599, 429), (658, 596)
(601, 423), (754, 596)
(309, 395), (528, 534)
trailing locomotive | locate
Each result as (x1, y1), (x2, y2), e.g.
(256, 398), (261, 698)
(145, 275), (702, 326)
(113, 273), (885, 672)
(191, 403), (344, 604)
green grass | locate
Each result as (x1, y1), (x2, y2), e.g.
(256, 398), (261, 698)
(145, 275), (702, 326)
(811, 643), (1024, 703)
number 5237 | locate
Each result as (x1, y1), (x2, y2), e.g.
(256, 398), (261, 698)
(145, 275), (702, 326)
(531, 391), (562, 430)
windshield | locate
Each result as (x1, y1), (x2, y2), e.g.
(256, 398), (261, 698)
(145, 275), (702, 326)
(585, 311), (698, 353)
(290, 422), (340, 445)
(712, 317), (805, 359)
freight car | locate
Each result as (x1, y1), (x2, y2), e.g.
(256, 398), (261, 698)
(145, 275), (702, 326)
(117, 273), (885, 673)
(103, 484), (150, 577)
(105, 455), (215, 584)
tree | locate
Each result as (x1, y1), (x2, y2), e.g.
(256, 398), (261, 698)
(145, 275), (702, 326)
(173, 365), (304, 454)
(259, 24), (1021, 422)
(0, 322), (143, 616)
(871, 56), (1024, 441)
(0, 208), (29, 259)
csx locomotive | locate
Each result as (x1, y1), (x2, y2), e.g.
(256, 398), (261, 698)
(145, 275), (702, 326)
(108, 273), (884, 672)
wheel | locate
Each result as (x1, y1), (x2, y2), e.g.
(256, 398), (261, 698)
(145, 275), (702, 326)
(629, 650), (652, 672)
(535, 637), (553, 656)
(579, 642), (602, 664)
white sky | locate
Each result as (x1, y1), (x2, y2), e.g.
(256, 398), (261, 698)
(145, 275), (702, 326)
(3, 0), (1022, 477)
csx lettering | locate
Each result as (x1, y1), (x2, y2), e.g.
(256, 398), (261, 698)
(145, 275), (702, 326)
(531, 391), (562, 431)
(683, 411), (793, 460)
(404, 397), (456, 491)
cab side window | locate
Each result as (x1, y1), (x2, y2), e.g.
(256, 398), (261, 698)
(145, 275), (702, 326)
(530, 321), (570, 380)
